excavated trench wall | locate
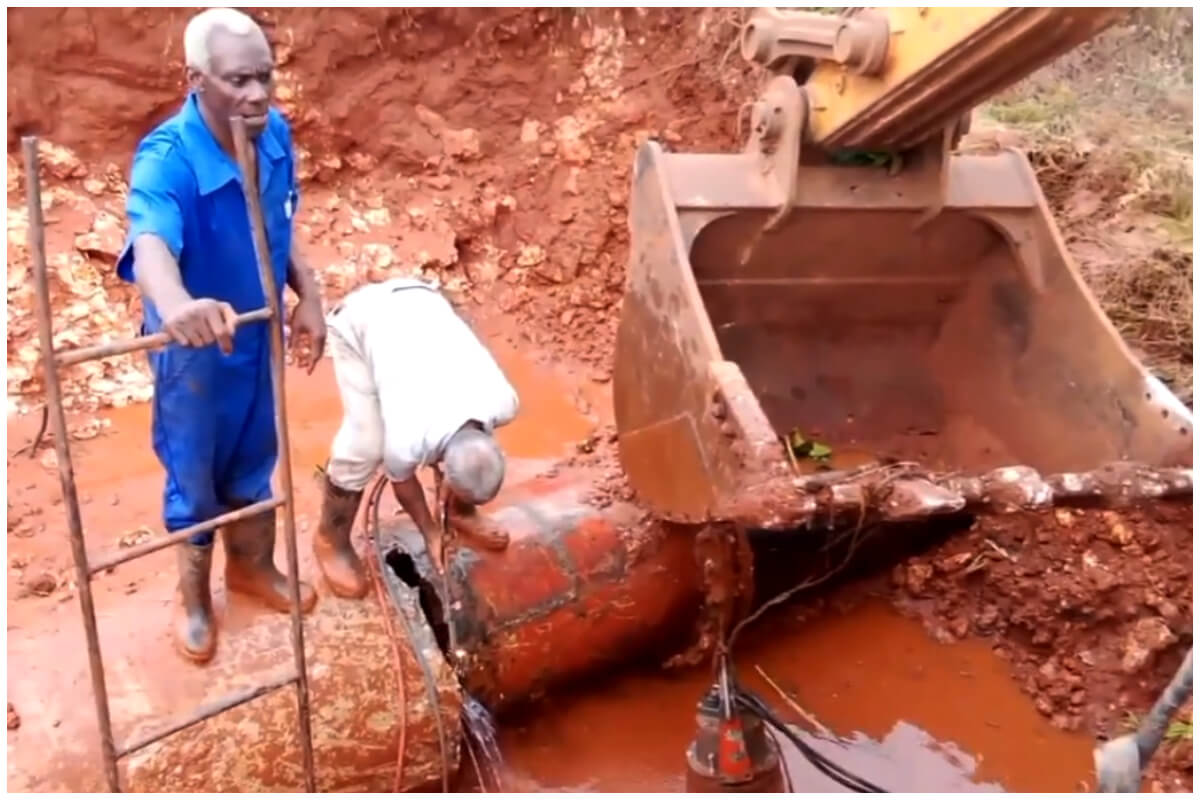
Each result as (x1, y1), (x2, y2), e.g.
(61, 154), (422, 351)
(6, 6), (1193, 792)
(6, 6), (756, 415)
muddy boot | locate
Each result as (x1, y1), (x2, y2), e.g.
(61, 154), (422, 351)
(313, 476), (367, 599)
(222, 510), (317, 614)
(174, 542), (217, 664)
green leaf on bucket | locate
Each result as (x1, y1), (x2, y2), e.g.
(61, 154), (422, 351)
(786, 429), (833, 461)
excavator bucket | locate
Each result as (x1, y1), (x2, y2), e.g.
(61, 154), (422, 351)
(613, 7), (1192, 528)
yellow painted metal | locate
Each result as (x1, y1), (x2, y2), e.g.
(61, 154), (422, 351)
(806, 7), (1005, 140)
(802, 7), (1126, 150)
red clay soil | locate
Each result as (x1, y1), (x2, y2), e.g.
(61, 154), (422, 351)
(890, 502), (1194, 791)
(7, 7), (755, 415)
(6, 6), (1194, 793)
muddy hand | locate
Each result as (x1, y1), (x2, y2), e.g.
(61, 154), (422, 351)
(289, 295), (326, 374)
(420, 521), (447, 574)
(449, 510), (510, 551)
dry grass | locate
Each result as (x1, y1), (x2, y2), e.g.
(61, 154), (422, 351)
(982, 9), (1193, 400)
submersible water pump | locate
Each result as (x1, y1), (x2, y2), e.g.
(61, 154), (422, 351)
(685, 683), (784, 792)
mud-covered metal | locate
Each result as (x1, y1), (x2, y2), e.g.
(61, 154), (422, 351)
(614, 6), (1191, 531)
(665, 522), (756, 670)
(375, 470), (706, 711)
(722, 462), (1193, 531)
(685, 684), (784, 793)
(6, 562), (462, 792)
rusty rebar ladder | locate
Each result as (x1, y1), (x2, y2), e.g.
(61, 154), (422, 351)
(20, 120), (316, 793)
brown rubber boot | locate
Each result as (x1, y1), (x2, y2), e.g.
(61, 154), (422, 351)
(313, 476), (367, 599)
(174, 542), (217, 664)
(222, 509), (317, 614)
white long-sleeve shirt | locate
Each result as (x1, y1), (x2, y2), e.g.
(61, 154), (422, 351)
(325, 278), (519, 484)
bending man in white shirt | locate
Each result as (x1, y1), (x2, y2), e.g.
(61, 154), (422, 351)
(314, 278), (519, 597)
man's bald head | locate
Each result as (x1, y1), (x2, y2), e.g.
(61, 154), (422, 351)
(443, 427), (506, 507)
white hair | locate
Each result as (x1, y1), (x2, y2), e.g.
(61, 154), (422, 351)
(443, 428), (506, 506)
(183, 8), (265, 71)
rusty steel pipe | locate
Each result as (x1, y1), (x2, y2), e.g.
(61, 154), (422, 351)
(14, 468), (700, 792)
(230, 117), (316, 791)
(376, 471), (706, 711)
(6, 552), (463, 792)
(116, 669), (298, 758)
(23, 135), (123, 791)
(56, 307), (272, 367)
(88, 497), (285, 575)
(722, 461), (1194, 531)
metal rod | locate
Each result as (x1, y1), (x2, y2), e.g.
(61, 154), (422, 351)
(230, 116), (317, 793)
(1135, 648), (1193, 764)
(88, 497), (285, 575)
(57, 307), (273, 367)
(117, 670), (299, 759)
(22, 136), (122, 792)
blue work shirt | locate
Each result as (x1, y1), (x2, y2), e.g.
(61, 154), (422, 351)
(116, 91), (298, 354)
(116, 92), (300, 534)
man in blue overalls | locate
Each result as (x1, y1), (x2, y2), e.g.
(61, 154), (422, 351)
(117, 8), (326, 664)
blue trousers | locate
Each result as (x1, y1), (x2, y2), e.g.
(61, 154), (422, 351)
(149, 334), (277, 546)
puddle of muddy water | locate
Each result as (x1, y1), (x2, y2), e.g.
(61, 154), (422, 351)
(9, 318), (1098, 793)
(7, 330), (593, 558)
(286, 336), (596, 473)
(492, 599), (1094, 793)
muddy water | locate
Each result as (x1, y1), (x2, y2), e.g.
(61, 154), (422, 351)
(495, 599), (1095, 793)
(6, 332), (595, 596)
(5, 329), (604, 791)
(8, 330), (1092, 793)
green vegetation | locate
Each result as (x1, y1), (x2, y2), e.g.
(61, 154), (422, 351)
(982, 9), (1193, 400)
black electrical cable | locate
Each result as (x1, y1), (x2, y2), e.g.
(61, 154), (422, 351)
(738, 690), (883, 793)
(768, 728), (795, 792)
(748, 702), (880, 792)
(735, 689), (889, 793)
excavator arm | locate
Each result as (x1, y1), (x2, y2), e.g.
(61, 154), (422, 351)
(613, 7), (1192, 528)
(745, 7), (1125, 151)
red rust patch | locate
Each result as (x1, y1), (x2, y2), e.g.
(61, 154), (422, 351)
(562, 517), (623, 578)
(467, 542), (574, 623)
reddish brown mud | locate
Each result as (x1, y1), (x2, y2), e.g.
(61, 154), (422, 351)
(6, 6), (1193, 795)
(5, 335), (600, 792)
(493, 597), (1097, 793)
(7, 333), (1137, 795)
(890, 503), (1194, 791)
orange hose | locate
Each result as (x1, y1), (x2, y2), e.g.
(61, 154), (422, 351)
(365, 474), (453, 792)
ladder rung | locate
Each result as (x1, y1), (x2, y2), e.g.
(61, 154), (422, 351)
(116, 669), (299, 759)
(56, 308), (273, 367)
(89, 497), (285, 575)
